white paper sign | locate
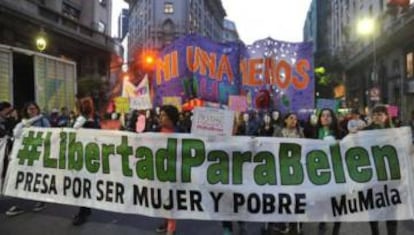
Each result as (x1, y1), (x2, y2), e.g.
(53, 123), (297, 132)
(130, 96), (152, 110)
(191, 107), (234, 136)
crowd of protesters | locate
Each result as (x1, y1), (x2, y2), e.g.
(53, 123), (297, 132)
(1, 99), (414, 235)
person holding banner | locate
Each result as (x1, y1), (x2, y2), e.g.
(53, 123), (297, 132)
(273, 112), (304, 139)
(363, 105), (397, 235)
(155, 105), (180, 235)
(223, 112), (250, 235)
(71, 97), (101, 226)
(267, 112), (304, 234)
(315, 108), (343, 235)
(6, 102), (50, 216)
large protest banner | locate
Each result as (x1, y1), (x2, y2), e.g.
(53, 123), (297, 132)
(153, 35), (315, 115)
(4, 127), (414, 222)
(241, 38), (314, 116)
(154, 35), (242, 106)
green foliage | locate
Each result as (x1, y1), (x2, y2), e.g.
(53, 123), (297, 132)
(314, 55), (344, 98)
(315, 66), (331, 86)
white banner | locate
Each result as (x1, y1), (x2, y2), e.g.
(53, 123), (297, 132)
(0, 137), (7, 194)
(3, 127), (414, 222)
(191, 107), (235, 137)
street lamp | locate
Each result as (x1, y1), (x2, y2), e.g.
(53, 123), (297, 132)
(35, 28), (47, 52)
(357, 18), (375, 36)
(357, 17), (378, 106)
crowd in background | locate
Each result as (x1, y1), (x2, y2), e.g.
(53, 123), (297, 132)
(1, 100), (413, 141)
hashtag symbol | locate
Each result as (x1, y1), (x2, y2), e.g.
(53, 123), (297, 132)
(17, 131), (44, 166)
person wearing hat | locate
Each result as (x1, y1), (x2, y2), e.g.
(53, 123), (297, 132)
(347, 109), (366, 133)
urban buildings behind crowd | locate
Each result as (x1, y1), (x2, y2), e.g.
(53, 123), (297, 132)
(0, 0), (116, 77)
(124, 0), (237, 64)
(304, 0), (414, 121)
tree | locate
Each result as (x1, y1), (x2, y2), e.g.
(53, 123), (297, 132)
(314, 55), (344, 98)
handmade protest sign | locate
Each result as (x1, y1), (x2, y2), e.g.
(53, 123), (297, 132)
(241, 38), (314, 117)
(154, 35), (242, 106)
(191, 107), (235, 136)
(129, 75), (153, 110)
(387, 105), (399, 118)
(114, 97), (130, 113)
(228, 95), (248, 112)
(4, 127), (414, 222)
(162, 96), (182, 111)
(316, 98), (339, 112)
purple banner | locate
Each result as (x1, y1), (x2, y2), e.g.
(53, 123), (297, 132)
(154, 35), (314, 116)
(154, 35), (242, 106)
(241, 38), (314, 116)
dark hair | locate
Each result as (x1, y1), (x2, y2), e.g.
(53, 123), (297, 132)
(160, 105), (179, 126)
(79, 98), (95, 118)
(372, 105), (388, 115)
(0, 101), (12, 112)
(282, 112), (298, 127)
(22, 102), (40, 119)
(316, 108), (341, 139)
(351, 108), (360, 115)
(371, 105), (392, 128)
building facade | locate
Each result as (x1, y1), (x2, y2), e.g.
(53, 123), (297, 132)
(0, 0), (115, 80)
(311, 0), (414, 121)
(118, 8), (129, 39)
(223, 19), (239, 42)
(125, 0), (226, 63)
(303, 0), (332, 62)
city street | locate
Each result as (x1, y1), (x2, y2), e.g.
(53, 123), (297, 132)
(1, 0), (414, 235)
(1, 198), (414, 235)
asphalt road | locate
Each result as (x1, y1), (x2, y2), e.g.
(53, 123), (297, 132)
(1, 198), (414, 235)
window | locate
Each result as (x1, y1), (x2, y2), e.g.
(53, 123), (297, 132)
(98, 21), (106, 33)
(407, 52), (414, 78)
(62, 3), (80, 20)
(164, 2), (174, 14)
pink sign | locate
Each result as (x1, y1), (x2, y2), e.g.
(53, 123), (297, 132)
(228, 95), (248, 112)
(387, 105), (399, 117)
(136, 115), (146, 133)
